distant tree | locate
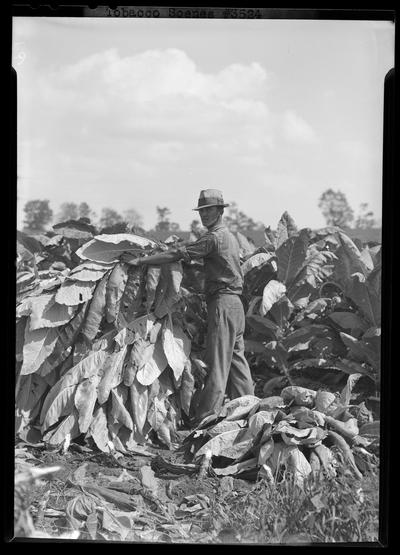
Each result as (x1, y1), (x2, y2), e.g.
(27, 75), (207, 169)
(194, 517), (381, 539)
(124, 208), (144, 230)
(78, 202), (95, 221)
(23, 200), (53, 233)
(155, 206), (171, 232)
(354, 203), (376, 229)
(318, 189), (354, 228)
(99, 208), (123, 229)
(55, 202), (79, 223)
(169, 222), (181, 232)
(224, 201), (262, 233)
(100, 221), (129, 234)
(189, 219), (205, 241)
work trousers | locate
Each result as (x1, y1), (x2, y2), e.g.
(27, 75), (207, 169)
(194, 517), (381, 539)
(194, 293), (254, 421)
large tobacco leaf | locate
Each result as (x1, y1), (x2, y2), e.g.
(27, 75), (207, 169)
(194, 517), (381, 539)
(162, 315), (191, 381)
(55, 280), (96, 306)
(145, 266), (162, 312)
(260, 280), (287, 317)
(76, 233), (156, 264)
(74, 375), (100, 433)
(117, 266), (145, 327)
(110, 385), (134, 430)
(37, 303), (88, 377)
(97, 346), (128, 405)
(105, 263), (129, 324)
(276, 229), (310, 287)
(241, 252), (274, 276)
(81, 272), (109, 341)
(40, 349), (109, 428)
(275, 211), (298, 249)
(89, 404), (112, 452)
(346, 274), (381, 327)
(179, 361), (195, 417)
(153, 262), (183, 318)
(136, 336), (168, 386)
(28, 293), (77, 331)
(41, 383), (78, 432)
(43, 409), (81, 446)
(21, 326), (59, 376)
(129, 378), (149, 434)
(332, 231), (370, 289)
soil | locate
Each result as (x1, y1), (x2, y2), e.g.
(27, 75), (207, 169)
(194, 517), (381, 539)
(13, 437), (256, 544)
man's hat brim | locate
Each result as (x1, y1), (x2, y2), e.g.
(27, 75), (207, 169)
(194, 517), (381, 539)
(193, 202), (230, 211)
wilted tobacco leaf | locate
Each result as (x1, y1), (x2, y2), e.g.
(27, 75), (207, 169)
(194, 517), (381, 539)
(136, 337), (168, 386)
(117, 266), (144, 326)
(207, 419), (246, 438)
(156, 421), (173, 448)
(281, 386), (317, 408)
(154, 262), (184, 318)
(219, 395), (260, 421)
(258, 438), (274, 466)
(68, 267), (108, 282)
(179, 361), (195, 417)
(314, 390), (337, 414)
(104, 263), (129, 324)
(147, 396), (168, 431)
(27, 293), (77, 331)
(41, 382), (78, 432)
(40, 349), (109, 427)
(75, 375), (101, 433)
(194, 428), (245, 460)
(89, 405), (112, 452)
(76, 234), (156, 263)
(269, 442), (312, 486)
(325, 415), (359, 439)
(37, 304), (89, 377)
(43, 409), (80, 446)
(128, 378), (148, 434)
(15, 374), (49, 435)
(77, 276), (108, 341)
(162, 315), (191, 381)
(97, 346), (128, 405)
(213, 457), (258, 477)
(21, 326), (59, 376)
(110, 385), (134, 431)
(145, 266), (162, 312)
(55, 280), (96, 306)
(313, 444), (337, 478)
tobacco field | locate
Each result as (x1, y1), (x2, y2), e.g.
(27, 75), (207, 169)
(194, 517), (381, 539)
(13, 213), (381, 543)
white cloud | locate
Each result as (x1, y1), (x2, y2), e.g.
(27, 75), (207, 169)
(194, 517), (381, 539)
(282, 110), (318, 144)
(21, 48), (275, 176)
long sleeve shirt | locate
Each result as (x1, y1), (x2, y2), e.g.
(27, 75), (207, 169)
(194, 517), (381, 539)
(175, 222), (243, 299)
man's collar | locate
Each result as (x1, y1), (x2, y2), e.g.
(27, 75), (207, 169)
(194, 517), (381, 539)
(207, 222), (225, 232)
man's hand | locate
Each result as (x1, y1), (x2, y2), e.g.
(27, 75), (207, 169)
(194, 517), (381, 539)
(120, 253), (142, 266)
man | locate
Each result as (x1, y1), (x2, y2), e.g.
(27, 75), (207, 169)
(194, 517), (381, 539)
(121, 189), (254, 423)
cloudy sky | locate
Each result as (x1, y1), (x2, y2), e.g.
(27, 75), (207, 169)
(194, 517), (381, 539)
(13, 16), (394, 231)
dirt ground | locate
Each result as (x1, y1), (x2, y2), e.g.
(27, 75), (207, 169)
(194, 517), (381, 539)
(14, 435), (256, 544)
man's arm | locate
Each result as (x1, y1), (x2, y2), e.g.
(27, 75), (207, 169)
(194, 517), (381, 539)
(121, 250), (182, 266)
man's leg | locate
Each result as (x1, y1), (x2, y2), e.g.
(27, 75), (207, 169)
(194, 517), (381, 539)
(226, 297), (255, 399)
(194, 296), (236, 420)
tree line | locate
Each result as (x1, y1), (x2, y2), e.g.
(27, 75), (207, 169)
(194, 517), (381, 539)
(21, 189), (378, 235)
